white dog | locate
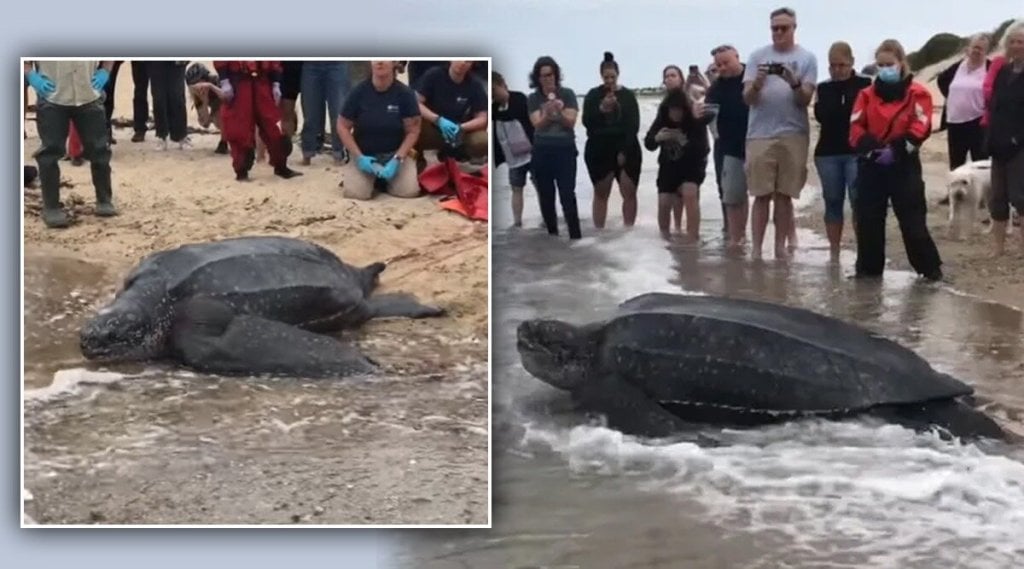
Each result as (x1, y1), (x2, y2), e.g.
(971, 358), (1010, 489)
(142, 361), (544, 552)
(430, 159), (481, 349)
(946, 159), (992, 240)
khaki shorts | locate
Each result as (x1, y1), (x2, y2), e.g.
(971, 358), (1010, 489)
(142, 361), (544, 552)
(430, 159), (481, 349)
(341, 159), (421, 200)
(745, 133), (809, 199)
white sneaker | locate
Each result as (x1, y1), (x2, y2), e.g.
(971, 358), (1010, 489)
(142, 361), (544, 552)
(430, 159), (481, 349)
(155, 138), (168, 151)
(178, 137), (193, 150)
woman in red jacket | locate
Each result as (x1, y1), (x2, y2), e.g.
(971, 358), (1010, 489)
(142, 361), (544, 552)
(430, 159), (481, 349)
(848, 39), (942, 281)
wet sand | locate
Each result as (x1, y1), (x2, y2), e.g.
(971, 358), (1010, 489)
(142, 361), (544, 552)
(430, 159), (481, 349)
(797, 118), (1024, 390)
(22, 61), (489, 525)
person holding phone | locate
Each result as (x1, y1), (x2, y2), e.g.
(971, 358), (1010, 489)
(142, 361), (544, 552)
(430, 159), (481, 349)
(742, 7), (817, 261)
(582, 51), (642, 229)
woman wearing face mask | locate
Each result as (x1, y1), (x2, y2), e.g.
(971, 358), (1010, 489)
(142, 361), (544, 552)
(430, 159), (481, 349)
(582, 52), (642, 229)
(813, 41), (872, 260)
(644, 89), (710, 240)
(849, 39), (943, 281)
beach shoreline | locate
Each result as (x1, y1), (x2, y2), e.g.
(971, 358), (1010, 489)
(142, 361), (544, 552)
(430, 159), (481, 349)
(22, 60), (490, 526)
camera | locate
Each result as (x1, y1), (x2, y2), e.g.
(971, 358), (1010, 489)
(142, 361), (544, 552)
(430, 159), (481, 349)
(761, 62), (787, 75)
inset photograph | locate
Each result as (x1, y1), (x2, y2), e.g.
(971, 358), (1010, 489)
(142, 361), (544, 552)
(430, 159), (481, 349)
(22, 58), (490, 526)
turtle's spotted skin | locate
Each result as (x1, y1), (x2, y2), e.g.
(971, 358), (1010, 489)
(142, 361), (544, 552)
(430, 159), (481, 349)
(80, 236), (445, 378)
(517, 293), (1007, 441)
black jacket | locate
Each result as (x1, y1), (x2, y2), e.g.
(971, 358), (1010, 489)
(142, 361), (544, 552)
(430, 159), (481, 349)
(813, 74), (872, 156)
(987, 63), (1024, 160)
(492, 91), (534, 167)
(936, 58), (991, 131)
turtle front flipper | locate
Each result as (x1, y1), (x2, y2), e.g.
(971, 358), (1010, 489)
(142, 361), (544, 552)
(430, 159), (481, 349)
(170, 296), (378, 378)
(366, 293), (446, 320)
(574, 373), (697, 439)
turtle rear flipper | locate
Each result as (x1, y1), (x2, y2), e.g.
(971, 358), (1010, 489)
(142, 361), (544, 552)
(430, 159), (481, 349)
(171, 296), (377, 378)
(367, 293), (446, 320)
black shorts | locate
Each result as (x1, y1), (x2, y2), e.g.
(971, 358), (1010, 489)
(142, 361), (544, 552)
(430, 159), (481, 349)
(656, 159), (707, 193)
(584, 137), (642, 185)
(281, 61), (303, 101)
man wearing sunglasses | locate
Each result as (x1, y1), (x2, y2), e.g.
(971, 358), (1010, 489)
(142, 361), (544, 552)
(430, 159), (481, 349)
(742, 6), (818, 261)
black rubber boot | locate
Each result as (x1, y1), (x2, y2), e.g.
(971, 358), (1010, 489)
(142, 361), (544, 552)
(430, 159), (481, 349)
(274, 165), (303, 179)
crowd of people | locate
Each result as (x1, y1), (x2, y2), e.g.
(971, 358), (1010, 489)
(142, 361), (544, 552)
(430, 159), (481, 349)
(23, 59), (489, 228)
(492, 8), (1024, 281)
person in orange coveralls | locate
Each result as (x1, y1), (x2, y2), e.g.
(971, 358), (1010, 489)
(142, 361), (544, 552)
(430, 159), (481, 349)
(213, 60), (302, 181)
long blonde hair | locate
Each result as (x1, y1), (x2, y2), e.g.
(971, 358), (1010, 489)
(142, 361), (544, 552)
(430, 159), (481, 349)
(1001, 19), (1024, 59)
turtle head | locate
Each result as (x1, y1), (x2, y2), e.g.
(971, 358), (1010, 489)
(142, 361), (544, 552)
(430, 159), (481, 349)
(80, 281), (169, 361)
(517, 319), (590, 391)
(359, 262), (387, 295)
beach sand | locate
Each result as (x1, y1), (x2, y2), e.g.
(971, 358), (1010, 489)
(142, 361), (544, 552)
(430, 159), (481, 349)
(22, 60), (489, 525)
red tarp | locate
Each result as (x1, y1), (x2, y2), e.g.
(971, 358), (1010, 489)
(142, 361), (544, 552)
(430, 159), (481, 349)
(418, 158), (489, 222)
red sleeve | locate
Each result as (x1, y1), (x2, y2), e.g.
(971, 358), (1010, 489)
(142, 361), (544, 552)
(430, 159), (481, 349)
(982, 56), (1004, 124)
(848, 88), (869, 149)
(906, 85), (933, 144)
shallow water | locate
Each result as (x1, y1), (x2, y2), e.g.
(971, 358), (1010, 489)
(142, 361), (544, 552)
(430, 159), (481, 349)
(397, 98), (1024, 567)
(22, 251), (488, 525)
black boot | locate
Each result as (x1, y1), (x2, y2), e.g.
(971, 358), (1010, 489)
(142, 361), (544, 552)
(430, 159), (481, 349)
(274, 165), (303, 179)
(215, 140), (228, 154)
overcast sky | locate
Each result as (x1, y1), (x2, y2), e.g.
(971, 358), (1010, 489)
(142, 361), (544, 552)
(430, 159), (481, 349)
(471, 0), (1017, 92)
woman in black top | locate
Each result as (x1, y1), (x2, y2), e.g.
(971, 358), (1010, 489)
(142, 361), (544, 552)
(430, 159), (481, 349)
(813, 41), (872, 259)
(492, 71), (535, 227)
(644, 89), (710, 240)
(582, 52), (642, 229)
(986, 22), (1024, 256)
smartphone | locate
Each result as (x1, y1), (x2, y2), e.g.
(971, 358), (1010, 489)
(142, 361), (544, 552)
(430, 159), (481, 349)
(688, 65), (699, 74)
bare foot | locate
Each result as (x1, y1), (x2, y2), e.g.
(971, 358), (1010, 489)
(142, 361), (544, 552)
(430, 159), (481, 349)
(775, 245), (790, 261)
(751, 248), (763, 261)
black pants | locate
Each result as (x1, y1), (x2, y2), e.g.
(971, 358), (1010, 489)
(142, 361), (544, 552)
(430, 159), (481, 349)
(131, 61), (149, 135)
(853, 154), (942, 278)
(531, 144), (582, 239)
(713, 142), (727, 232)
(947, 117), (988, 170)
(103, 61), (122, 139)
(147, 61), (187, 142)
(34, 98), (112, 208)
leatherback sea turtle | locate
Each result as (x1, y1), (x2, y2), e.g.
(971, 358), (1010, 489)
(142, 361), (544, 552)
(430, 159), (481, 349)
(517, 292), (1007, 441)
(80, 235), (445, 378)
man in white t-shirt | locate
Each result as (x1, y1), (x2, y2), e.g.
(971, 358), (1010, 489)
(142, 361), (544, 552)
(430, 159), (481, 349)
(742, 6), (818, 260)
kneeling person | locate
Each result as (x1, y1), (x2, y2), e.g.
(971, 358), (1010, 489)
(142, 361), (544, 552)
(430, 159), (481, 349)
(414, 60), (488, 171)
(338, 60), (422, 200)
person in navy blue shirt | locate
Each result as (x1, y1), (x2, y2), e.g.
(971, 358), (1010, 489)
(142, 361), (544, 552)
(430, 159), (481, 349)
(413, 61), (489, 172)
(705, 44), (751, 251)
(338, 60), (423, 200)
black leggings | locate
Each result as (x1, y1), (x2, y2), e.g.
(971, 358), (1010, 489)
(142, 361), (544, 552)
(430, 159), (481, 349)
(531, 144), (582, 239)
(947, 117), (988, 170)
(853, 154), (942, 278)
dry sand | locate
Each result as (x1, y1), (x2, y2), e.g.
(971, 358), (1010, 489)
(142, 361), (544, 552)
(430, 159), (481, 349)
(22, 60), (489, 525)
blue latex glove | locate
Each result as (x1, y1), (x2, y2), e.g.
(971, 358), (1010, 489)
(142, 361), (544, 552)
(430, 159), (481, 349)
(377, 156), (400, 181)
(356, 155), (379, 175)
(272, 82), (282, 105)
(91, 68), (110, 91)
(874, 145), (896, 166)
(26, 70), (56, 98)
(437, 117), (461, 142)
